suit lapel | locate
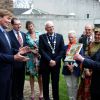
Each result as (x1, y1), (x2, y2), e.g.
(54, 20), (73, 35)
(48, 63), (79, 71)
(44, 34), (48, 42)
(21, 32), (25, 46)
(0, 29), (6, 39)
(0, 29), (11, 49)
(44, 34), (52, 50)
(11, 30), (24, 47)
(11, 30), (20, 45)
(55, 33), (59, 49)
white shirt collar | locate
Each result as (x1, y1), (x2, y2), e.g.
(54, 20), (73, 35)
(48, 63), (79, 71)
(13, 29), (20, 34)
(48, 33), (55, 37)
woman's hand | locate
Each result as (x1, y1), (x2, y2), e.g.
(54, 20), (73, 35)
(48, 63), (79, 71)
(67, 63), (74, 72)
(84, 69), (92, 77)
(31, 48), (38, 54)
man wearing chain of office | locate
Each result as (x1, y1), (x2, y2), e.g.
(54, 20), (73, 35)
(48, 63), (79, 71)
(39, 21), (64, 100)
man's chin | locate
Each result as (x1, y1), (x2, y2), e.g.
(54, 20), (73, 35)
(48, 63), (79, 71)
(87, 34), (91, 37)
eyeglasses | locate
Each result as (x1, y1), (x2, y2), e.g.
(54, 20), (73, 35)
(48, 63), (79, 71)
(13, 23), (21, 26)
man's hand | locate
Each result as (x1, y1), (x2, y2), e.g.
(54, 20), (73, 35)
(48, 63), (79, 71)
(19, 46), (31, 55)
(74, 53), (84, 62)
(49, 60), (56, 67)
(14, 52), (29, 62)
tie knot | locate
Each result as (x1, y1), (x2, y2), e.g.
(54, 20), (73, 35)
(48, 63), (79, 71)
(87, 37), (91, 44)
(49, 35), (52, 40)
(17, 31), (20, 34)
(88, 37), (90, 40)
(49, 35), (52, 38)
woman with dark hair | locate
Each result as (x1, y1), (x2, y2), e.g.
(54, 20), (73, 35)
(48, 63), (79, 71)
(25, 21), (43, 100)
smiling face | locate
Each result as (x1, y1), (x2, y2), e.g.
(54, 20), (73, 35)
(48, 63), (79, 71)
(85, 25), (93, 37)
(0, 15), (12, 29)
(12, 20), (21, 31)
(95, 31), (100, 42)
(45, 21), (54, 35)
(68, 33), (76, 44)
(0, 9), (13, 29)
(27, 23), (35, 33)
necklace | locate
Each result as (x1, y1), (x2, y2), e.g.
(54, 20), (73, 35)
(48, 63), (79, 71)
(47, 33), (56, 54)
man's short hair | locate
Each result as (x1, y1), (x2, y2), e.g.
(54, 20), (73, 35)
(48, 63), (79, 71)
(85, 24), (94, 30)
(11, 17), (19, 25)
(0, 9), (13, 18)
(45, 20), (54, 28)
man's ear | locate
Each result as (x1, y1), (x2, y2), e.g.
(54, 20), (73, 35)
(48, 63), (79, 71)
(0, 17), (3, 21)
(0, 17), (2, 19)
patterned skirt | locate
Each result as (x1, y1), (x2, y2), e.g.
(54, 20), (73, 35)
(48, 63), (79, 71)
(77, 76), (91, 100)
(26, 53), (39, 77)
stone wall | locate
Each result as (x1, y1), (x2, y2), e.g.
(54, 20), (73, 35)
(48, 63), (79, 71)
(0, 0), (13, 12)
(17, 14), (95, 44)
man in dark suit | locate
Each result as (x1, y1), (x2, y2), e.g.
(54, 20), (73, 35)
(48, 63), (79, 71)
(74, 49), (100, 100)
(9, 18), (27, 100)
(0, 9), (29, 100)
(79, 24), (94, 54)
(39, 21), (64, 100)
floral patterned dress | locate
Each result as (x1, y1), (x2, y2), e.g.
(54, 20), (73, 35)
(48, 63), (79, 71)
(26, 32), (41, 77)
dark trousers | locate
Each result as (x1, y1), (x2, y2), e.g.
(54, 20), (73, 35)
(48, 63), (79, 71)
(42, 66), (60, 100)
(12, 67), (25, 100)
(0, 79), (11, 100)
(91, 92), (100, 100)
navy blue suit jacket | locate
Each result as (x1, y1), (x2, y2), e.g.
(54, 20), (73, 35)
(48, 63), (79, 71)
(8, 30), (26, 69)
(0, 29), (14, 81)
(39, 33), (64, 69)
(83, 49), (100, 69)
